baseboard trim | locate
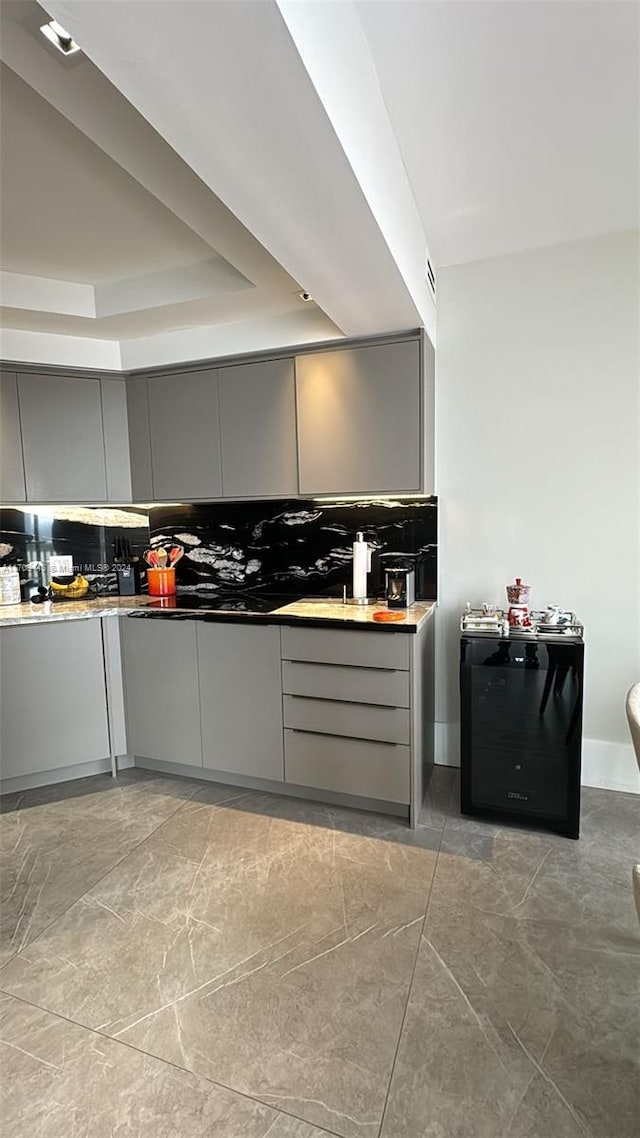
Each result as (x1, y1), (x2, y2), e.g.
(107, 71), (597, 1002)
(0, 756), (114, 796)
(133, 756), (408, 818)
(434, 722), (639, 795)
(435, 721), (460, 767)
(581, 738), (640, 794)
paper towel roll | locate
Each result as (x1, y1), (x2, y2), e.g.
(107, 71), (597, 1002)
(352, 532), (369, 600)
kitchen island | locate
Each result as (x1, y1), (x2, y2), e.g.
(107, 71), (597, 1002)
(0, 596), (435, 825)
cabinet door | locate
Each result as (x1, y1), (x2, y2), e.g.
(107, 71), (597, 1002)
(0, 620), (110, 780)
(198, 623), (284, 780)
(148, 370), (222, 499)
(101, 379), (132, 502)
(18, 373), (107, 502)
(0, 372), (26, 501)
(296, 340), (422, 495)
(121, 619), (202, 766)
(218, 358), (298, 497)
(126, 378), (153, 501)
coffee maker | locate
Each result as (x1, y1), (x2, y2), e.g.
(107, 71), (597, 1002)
(382, 561), (416, 609)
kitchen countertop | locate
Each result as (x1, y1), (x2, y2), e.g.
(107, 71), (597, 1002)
(0, 595), (435, 633)
(272, 598), (434, 632)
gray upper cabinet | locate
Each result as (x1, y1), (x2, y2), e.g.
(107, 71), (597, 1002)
(100, 379), (132, 502)
(18, 373), (107, 502)
(218, 358), (298, 498)
(0, 372), (26, 502)
(147, 369), (222, 500)
(295, 339), (423, 495)
(126, 378), (153, 501)
(198, 623), (284, 780)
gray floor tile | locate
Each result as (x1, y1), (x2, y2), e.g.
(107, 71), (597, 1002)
(381, 798), (640, 1138)
(0, 789), (438, 1138)
(1, 772), (637, 1138)
(0, 770), (205, 965)
(0, 991), (333, 1138)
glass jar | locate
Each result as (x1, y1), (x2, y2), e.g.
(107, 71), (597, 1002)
(0, 566), (22, 606)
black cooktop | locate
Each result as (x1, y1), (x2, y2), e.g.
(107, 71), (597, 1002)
(148, 592), (300, 614)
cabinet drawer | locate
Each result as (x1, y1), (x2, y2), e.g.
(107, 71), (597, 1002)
(282, 659), (409, 708)
(285, 730), (410, 804)
(283, 694), (410, 744)
(281, 626), (410, 670)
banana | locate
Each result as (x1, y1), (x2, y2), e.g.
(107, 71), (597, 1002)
(50, 574), (90, 597)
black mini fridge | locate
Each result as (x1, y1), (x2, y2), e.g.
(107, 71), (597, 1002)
(460, 632), (584, 838)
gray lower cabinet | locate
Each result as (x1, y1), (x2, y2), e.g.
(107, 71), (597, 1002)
(281, 626), (414, 805)
(18, 373), (107, 502)
(285, 731), (410, 804)
(281, 626), (410, 670)
(198, 623), (284, 780)
(147, 369), (222, 499)
(283, 694), (410, 744)
(218, 358), (298, 498)
(0, 372), (26, 501)
(0, 620), (110, 780)
(282, 659), (410, 707)
(121, 619), (202, 766)
(295, 339), (422, 495)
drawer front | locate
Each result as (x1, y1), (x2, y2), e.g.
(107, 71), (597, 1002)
(283, 694), (410, 744)
(285, 729), (410, 804)
(281, 626), (410, 670)
(282, 659), (410, 708)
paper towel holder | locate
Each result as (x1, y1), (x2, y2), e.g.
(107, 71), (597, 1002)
(347, 530), (376, 605)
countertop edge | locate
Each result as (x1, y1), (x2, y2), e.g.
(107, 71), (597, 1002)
(0, 598), (436, 634)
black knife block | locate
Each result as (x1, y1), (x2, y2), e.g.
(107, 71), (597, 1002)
(116, 561), (142, 596)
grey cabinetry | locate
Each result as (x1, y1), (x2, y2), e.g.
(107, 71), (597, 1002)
(121, 619), (202, 766)
(18, 373), (107, 501)
(147, 369), (222, 500)
(218, 358), (298, 497)
(281, 627), (411, 805)
(100, 379), (132, 502)
(0, 372), (26, 501)
(126, 378), (153, 501)
(0, 620), (110, 780)
(198, 623), (284, 780)
(295, 339), (422, 495)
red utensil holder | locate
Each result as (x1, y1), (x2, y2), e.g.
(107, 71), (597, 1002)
(147, 567), (176, 596)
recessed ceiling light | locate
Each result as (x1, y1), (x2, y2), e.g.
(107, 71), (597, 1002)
(40, 20), (81, 56)
(298, 291), (313, 302)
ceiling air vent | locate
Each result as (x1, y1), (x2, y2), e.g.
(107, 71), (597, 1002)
(426, 256), (436, 301)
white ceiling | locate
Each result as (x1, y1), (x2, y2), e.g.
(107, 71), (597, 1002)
(37, 0), (433, 347)
(0, 65), (219, 284)
(357, 0), (639, 267)
(0, 1), (342, 362)
(0, 0), (636, 369)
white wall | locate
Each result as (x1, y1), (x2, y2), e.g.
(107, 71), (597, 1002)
(435, 230), (639, 792)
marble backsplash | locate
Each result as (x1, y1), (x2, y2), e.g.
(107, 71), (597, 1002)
(149, 497), (437, 599)
(0, 497), (438, 600)
(0, 506), (149, 595)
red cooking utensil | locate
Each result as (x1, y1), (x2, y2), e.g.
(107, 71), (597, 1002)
(168, 545), (184, 567)
(144, 549), (160, 568)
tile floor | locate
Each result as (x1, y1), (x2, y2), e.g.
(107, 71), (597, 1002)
(0, 768), (638, 1138)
